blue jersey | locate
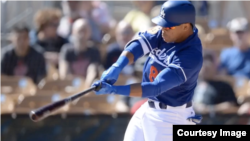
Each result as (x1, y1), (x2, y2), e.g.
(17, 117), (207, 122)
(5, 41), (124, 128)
(134, 26), (203, 106)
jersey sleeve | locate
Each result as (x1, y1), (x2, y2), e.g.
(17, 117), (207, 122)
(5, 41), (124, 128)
(125, 26), (163, 55)
(141, 66), (185, 97)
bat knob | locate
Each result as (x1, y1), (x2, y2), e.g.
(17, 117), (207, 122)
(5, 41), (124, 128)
(95, 82), (102, 91)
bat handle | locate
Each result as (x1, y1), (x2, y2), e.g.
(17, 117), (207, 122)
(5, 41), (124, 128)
(95, 81), (102, 91)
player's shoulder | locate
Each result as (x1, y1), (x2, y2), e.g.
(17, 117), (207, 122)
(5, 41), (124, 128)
(136, 26), (163, 47)
(175, 43), (203, 66)
(138, 26), (162, 37)
(146, 26), (162, 35)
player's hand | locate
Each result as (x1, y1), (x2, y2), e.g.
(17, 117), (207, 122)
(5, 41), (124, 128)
(100, 66), (121, 85)
(92, 80), (116, 95)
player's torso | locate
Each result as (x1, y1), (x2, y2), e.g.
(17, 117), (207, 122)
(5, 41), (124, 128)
(143, 42), (175, 83)
(142, 39), (200, 106)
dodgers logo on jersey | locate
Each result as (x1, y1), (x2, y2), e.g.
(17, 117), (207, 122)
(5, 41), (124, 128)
(150, 48), (175, 67)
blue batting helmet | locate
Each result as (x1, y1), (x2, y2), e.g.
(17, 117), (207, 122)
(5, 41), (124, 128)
(152, 0), (196, 28)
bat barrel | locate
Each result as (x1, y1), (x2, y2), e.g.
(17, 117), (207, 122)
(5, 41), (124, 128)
(29, 107), (54, 122)
(29, 85), (101, 122)
(30, 110), (44, 122)
(29, 98), (67, 122)
(30, 111), (38, 121)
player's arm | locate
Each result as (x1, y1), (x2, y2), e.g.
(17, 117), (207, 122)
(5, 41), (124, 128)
(116, 40), (143, 66)
(124, 49), (203, 97)
(113, 65), (186, 97)
(93, 49), (203, 97)
(100, 27), (161, 85)
(93, 65), (186, 97)
(100, 41), (144, 84)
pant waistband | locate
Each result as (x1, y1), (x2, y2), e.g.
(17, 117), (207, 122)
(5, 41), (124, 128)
(148, 100), (192, 110)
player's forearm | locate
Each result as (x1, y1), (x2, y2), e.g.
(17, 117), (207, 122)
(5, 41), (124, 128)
(109, 41), (143, 72)
(123, 40), (143, 63)
(112, 67), (185, 97)
(112, 82), (165, 98)
(111, 83), (142, 97)
(120, 51), (134, 65)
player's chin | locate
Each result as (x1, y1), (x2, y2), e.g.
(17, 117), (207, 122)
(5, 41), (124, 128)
(162, 37), (172, 43)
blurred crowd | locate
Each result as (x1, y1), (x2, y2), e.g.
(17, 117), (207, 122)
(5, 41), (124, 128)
(1, 1), (250, 115)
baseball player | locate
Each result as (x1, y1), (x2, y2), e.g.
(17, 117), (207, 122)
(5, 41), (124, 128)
(92, 1), (203, 141)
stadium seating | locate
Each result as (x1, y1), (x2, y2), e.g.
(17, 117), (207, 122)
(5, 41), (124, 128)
(68, 94), (119, 115)
(1, 94), (15, 114)
(1, 75), (37, 95)
(1, 75), (37, 105)
(13, 95), (69, 114)
(37, 76), (85, 95)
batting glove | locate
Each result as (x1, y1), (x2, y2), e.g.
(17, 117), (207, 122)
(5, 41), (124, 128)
(92, 80), (116, 95)
(100, 65), (121, 85)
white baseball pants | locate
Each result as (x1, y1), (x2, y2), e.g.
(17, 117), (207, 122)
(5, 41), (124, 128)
(123, 100), (196, 141)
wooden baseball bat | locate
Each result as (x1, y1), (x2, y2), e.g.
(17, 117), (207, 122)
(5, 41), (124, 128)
(29, 83), (102, 122)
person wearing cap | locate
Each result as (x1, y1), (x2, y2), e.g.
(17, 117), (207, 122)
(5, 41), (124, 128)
(219, 17), (250, 79)
(92, 1), (203, 140)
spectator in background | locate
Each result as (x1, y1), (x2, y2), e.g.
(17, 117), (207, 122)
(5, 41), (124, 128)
(150, 5), (161, 27)
(123, 1), (155, 33)
(193, 50), (240, 114)
(1, 24), (47, 84)
(69, 1), (113, 43)
(59, 19), (101, 88)
(219, 17), (250, 79)
(105, 20), (135, 76)
(32, 8), (68, 67)
(57, 0), (82, 39)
